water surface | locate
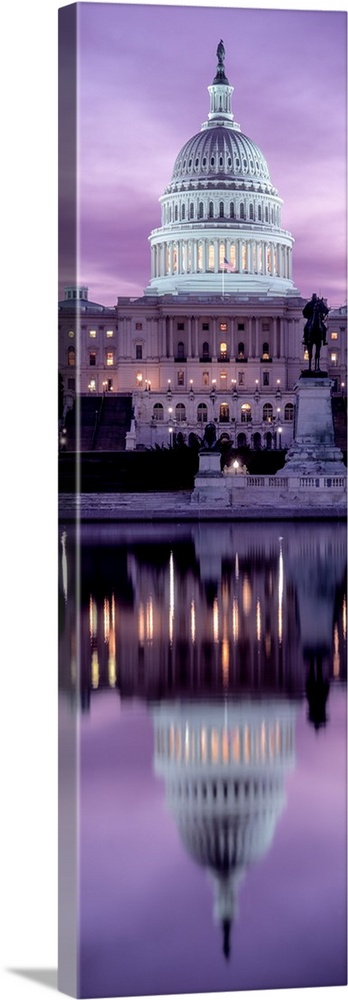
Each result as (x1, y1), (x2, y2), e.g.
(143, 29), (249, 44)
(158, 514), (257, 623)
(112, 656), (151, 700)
(59, 522), (347, 997)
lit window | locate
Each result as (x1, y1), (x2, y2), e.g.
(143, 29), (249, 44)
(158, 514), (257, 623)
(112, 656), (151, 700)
(106, 330), (113, 338)
(208, 242), (214, 269)
(220, 372), (227, 383)
(202, 371), (209, 386)
(89, 330), (97, 338)
(68, 330), (74, 338)
(331, 332), (338, 340)
(304, 349), (309, 360)
(68, 346), (75, 367)
(220, 324), (227, 332)
(220, 341), (227, 359)
(331, 353), (337, 365)
(241, 403), (251, 423)
(106, 352), (114, 366)
(238, 341), (245, 359)
(136, 344), (142, 360)
(229, 245), (236, 269)
(88, 379), (96, 392)
(136, 372), (143, 385)
(220, 403), (230, 422)
(177, 370), (185, 386)
(89, 352), (96, 366)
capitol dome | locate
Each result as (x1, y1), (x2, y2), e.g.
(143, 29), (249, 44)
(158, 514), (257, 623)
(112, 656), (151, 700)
(146, 41), (296, 296)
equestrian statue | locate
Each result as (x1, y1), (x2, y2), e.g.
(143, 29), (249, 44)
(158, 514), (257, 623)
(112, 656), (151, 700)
(302, 293), (329, 372)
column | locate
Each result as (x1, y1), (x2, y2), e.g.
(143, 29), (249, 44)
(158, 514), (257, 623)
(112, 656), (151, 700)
(187, 316), (192, 357)
(255, 317), (259, 358)
(194, 317), (199, 358)
(247, 318), (252, 358)
(212, 317), (217, 358)
(169, 317), (174, 358)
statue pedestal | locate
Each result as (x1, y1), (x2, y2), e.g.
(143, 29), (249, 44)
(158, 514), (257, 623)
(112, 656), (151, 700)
(191, 450), (228, 505)
(280, 375), (346, 476)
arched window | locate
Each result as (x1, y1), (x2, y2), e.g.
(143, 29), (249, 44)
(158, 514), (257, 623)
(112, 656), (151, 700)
(181, 204), (185, 220)
(197, 402), (208, 423)
(189, 203), (194, 219)
(175, 403), (186, 422)
(265, 431), (273, 450)
(263, 403), (273, 423)
(284, 403), (294, 422)
(176, 341), (185, 359)
(198, 202), (204, 219)
(237, 432), (247, 448)
(219, 201), (224, 218)
(249, 204), (254, 220)
(240, 203), (245, 219)
(241, 403), (252, 423)
(253, 432), (262, 450)
(230, 202), (235, 218)
(258, 205), (262, 221)
(174, 206), (178, 221)
(262, 342), (270, 359)
(265, 207), (268, 222)
(220, 403), (230, 422)
(153, 403), (164, 422)
(219, 341), (227, 360)
(202, 341), (210, 360)
(209, 201), (214, 219)
(238, 342), (245, 359)
(68, 346), (75, 366)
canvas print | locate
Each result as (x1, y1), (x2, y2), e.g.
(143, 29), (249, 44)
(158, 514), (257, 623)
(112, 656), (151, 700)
(58, 3), (347, 997)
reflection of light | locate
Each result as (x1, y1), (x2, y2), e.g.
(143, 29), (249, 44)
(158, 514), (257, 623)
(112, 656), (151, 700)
(232, 597), (239, 642)
(278, 539), (283, 644)
(201, 728), (207, 762)
(89, 597), (97, 638)
(91, 650), (99, 689)
(211, 729), (219, 763)
(222, 728), (229, 763)
(222, 638), (229, 686)
(146, 596), (154, 641)
(169, 551), (174, 645)
(232, 729), (240, 762)
(138, 603), (145, 644)
(333, 624), (340, 678)
(104, 598), (110, 642)
(235, 553), (239, 580)
(190, 600), (196, 644)
(261, 721), (267, 759)
(265, 633), (271, 657)
(61, 531), (68, 602)
(256, 599), (261, 642)
(185, 725), (190, 762)
(343, 596), (347, 640)
(242, 576), (252, 615)
(244, 725), (250, 763)
(213, 598), (219, 643)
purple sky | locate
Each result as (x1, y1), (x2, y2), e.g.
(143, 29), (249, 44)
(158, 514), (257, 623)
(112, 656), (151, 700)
(67, 3), (347, 307)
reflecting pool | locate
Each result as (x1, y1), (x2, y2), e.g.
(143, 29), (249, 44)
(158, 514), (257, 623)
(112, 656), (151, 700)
(59, 522), (347, 997)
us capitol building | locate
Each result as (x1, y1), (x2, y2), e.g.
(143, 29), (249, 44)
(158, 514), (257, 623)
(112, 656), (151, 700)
(58, 42), (346, 451)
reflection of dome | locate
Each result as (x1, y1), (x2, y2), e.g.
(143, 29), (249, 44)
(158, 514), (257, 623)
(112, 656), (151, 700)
(153, 699), (297, 958)
(147, 42), (296, 296)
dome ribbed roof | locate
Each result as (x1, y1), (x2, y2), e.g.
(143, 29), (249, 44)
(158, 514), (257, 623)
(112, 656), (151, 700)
(170, 126), (272, 189)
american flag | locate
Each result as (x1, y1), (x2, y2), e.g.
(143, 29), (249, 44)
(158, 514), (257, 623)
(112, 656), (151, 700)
(222, 256), (234, 272)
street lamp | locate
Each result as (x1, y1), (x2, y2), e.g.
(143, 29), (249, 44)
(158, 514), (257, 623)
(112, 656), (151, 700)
(233, 460), (239, 474)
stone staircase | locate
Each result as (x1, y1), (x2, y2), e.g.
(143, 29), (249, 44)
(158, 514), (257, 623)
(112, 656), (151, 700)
(64, 394), (133, 452)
